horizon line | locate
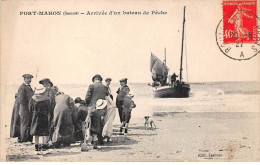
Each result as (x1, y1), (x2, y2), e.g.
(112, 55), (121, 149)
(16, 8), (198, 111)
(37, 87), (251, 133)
(54, 80), (260, 85)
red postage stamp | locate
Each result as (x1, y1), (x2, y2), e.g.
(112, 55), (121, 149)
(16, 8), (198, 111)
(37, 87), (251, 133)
(223, 0), (258, 43)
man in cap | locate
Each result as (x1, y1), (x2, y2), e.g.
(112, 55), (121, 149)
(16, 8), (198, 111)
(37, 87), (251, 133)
(105, 78), (113, 100)
(116, 78), (130, 123)
(85, 74), (109, 108)
(17, 74), (34, 142)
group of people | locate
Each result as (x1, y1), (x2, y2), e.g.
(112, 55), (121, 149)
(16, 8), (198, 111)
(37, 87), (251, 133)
(10, 73), (136, 153)
(151, 72), (179, 87)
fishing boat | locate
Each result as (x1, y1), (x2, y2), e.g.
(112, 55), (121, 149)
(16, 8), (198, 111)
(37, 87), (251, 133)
(150, 6), (190, 98)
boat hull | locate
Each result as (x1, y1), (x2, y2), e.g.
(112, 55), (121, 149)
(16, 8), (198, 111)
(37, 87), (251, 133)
(153, 84), (190, 98)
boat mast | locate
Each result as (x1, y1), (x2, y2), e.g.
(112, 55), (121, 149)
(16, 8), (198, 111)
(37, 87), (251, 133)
(179, 6), (186, 82)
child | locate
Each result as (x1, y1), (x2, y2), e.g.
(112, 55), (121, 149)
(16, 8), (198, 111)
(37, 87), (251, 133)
(120, 92), (136, 134)
(29, 84), (51, 154)
(88, 99), (107, 149)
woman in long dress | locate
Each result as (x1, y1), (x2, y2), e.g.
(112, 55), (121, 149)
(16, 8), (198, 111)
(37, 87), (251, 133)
(29, 85), (51, 153)
(51, 92), (75, 147)
(10, 93), (21, 141)
(102, 96), (116, 142)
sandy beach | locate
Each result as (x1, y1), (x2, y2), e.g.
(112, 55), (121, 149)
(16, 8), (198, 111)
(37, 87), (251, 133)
(1, 0), (260, 161)
(4, 111), (260, 162)
(1, 82), (259, 161)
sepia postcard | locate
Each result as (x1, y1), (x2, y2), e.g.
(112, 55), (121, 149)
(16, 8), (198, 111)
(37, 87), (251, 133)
(0, 0), (259, 162)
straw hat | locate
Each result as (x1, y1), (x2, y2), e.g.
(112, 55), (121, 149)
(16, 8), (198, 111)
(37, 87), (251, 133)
(96, 99), (108, 110)
(35, 84), (46, 95)
(127, 91), (134, 98)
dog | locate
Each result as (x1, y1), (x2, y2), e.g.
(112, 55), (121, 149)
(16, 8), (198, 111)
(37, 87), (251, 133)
(144, 116), (156, 130)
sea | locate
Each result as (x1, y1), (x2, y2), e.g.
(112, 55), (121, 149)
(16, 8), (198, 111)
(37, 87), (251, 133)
(2, 81), (259, 126)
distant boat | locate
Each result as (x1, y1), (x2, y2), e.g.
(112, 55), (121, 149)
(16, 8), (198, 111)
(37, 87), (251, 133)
(150, 6), (190, 98)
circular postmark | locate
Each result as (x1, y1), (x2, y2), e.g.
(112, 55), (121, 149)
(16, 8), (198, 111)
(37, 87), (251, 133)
(216, 11), (260, 61)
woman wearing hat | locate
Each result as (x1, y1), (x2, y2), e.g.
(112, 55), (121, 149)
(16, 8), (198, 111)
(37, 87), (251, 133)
(29, 84), (51, 154)
(39, 78), (56, 143)
(116, 78), (130, 123)
(39, 78), (55, 110)
(39, 78), (54, 96)
(39, 78), (55, 104)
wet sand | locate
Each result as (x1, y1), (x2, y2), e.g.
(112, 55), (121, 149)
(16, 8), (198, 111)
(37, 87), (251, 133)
(4, 112), (260, 162)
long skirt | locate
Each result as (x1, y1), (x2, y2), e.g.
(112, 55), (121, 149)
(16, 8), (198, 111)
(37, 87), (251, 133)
(51, 104), (74, 144)
(10, 98), (20, 138)
(30, 100), (50, 136)
(102, 107), (116, 137)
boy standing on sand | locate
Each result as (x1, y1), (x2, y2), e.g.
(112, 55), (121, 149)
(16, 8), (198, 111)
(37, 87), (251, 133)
(90, 99), (107, 149)
(120, 92), (136, 134)
(116, 78), (130, 123)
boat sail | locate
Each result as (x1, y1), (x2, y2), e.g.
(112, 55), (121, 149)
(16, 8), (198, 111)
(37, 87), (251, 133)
(150, 53), (169, 85)
(149, 6), (190, 98)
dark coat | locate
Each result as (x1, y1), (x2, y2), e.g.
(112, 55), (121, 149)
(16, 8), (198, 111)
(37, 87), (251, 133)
(29, 96), (51, 136)
(122, 96), (136, 123)
(123, 96), (136, 111)
(51, 94), (75, 143)
(18, 83), (34, 116)
(171, 74), (178, 82)
(116, 85), (130, 106)
(10, 95), (20, 138)
(71, 104), (89, 141)
(85, 82), (109, 107)
(43, 88), (56, 123)
(90, 108), (106, 134)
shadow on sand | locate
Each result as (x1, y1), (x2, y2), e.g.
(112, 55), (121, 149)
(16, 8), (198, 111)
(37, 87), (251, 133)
(7, 155), (40, 161)
(113, 125), (157, 131)
(105, 136), (138, 147)
(152, 111), (186, 117)
(127, 133), (157, 136)
(43, 151), (81, 157)
(128, 126), (157, 130)
(99, 146), (132, 152)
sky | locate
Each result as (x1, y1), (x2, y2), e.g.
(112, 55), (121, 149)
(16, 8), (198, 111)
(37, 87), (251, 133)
(1, 0), (260, 86)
